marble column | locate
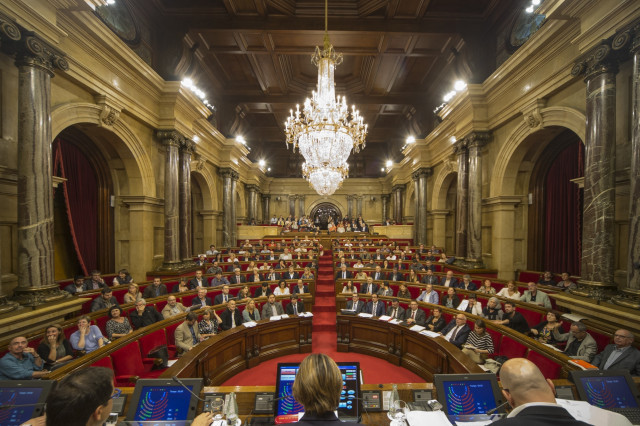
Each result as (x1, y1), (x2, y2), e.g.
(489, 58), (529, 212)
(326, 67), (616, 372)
(262, 195), (271, 223)
(230, 172), (238, 246)
(392, 184), (405, 224)
(289, 196), (296, 217)
(381, 194), (390, 223)
(627, 30), (640, 294)
(430, 210), (449, 250)
(356, 196), (363, 218)
(298, 195), (305, 217)
(485, 197), (521, 280)
(219, 168), (235, 247)
(571, 44), (618, 293)
(347, 195), (354, 218)
(179, 140), (195, 262)
(466, 133), (490, 265)
(412, 172), (420, 243)
(413, 168), (432, 246)
(157, 131), (183, 267)
(246, 185), (259, 222)
(454, 140), (469, 260)
(5, 30), (70, 304)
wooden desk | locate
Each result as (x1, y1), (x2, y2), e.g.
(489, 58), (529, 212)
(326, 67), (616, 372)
(336, 314), (483, 381)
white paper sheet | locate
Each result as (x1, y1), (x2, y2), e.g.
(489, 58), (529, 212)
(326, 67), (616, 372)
(410, 325), (426, 332)
(406, 410), (453, 426)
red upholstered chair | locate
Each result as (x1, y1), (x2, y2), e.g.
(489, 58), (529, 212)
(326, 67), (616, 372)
(180, 294), (197, 306)
(81, 295), (100, 314)
(139, 328), (176, 360)
(590, 330), (612, 353)
(527, 350), (561, 379)
(95, 316), (109, 337)
(110, 342), (163, 387)
(165, 322), (181, 348)
(486, 328), (503, 355)
(155, 300), (168, 313)
(517, 308), (543, 330)
(91, 356), (114, 369)
(442, 312), (453, 324)
(112, 289), (128, 304)
(497, 336), (527, 359)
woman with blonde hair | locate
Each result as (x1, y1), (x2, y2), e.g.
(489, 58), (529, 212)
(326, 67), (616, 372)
(123, 282), (142, 304)
(292, 353), (363, 425)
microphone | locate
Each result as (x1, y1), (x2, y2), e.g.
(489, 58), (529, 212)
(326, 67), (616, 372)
(172, 376), (206, 402)
(486, 400), (510, 415)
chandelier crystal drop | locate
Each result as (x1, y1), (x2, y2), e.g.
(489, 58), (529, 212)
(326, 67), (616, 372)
(284, 0), (367, 196)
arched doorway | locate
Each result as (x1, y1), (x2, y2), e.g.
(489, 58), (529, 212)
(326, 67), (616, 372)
(53, 127), (114, 279)
(310, 203), (342, 230)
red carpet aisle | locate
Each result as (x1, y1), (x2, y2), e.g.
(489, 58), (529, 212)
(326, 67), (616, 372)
(221, 249), (423, 386)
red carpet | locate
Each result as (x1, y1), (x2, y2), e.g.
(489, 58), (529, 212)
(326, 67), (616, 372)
(221, 250), (424, 386)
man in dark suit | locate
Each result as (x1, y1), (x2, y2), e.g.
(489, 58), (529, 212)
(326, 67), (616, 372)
(386, 298), (405, 320)
(282, 265), (298, 280)
(366, 293), (385, 317)
(83, 270), (108, 291)
(191, 288), (212, 309)
(229, 268), (246, 284)
(188, 270), (206, 289)
(253, 282), (272, 298)
(129, 298), (163, 329)
(346, 294), (365, 314)
(592, 329), (640, 375)
(90, 288), (121, 312)
(286, 294), (305, 315)
(404, 300), (426, 326)
(420, 269), (438, 285)
(214, 285), (233, 305)
(335, 265), (352, 280)
(143, 277), (168, 299)
(372, 265), (385, 281)
(439, 270), (458, 287)
(361, 277), (378, 295)
(264, 268), (280, 281)
(64, 275), (86, 294)
(491, 358), (616, 426)
(455, 274), (478, 291)
(439, 313), (471, 349)
(387, 267), (403, 282)
(292, 279), (309, 295)
(220, 300), (243, 330)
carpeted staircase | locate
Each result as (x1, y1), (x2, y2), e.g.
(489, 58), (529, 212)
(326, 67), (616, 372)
(311, 250), (338, 351)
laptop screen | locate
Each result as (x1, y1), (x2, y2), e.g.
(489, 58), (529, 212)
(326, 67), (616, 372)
(0, 380), (54, 426)
(126, 378), (203, 423)
(274, 362), (360, 419)
(571, 370), (640, 409)
(434, 373), (505, 415)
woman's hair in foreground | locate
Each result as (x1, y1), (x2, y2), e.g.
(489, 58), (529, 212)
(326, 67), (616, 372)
(292, 353), (342, 414)
(46, 367), (113, 426)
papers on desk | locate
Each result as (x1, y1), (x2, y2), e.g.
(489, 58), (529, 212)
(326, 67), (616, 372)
(410, 324), (426, 332)
(299, 311), (313, 317)
(543, 343), (563, 352)
(419, 330), (440, 338)
(243, 321), (257, 328)
(378, 315), (392, 321)
(358, 313), (373, 318)
(389, 319), (402, 324)
(406, 410), (452, 426)
(269, 315), (282, 321)
(561, 312), (588, 322)
(457, 300), (469, 311)
(166, 359), (178, 367)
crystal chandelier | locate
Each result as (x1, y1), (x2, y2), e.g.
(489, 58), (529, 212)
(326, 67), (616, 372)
(284, 0), (367, 196)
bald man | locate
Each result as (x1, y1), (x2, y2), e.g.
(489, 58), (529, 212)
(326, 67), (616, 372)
(492, 358), (629, 426)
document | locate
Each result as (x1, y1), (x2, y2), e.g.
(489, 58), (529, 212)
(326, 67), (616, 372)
(410, 325), (426, 332)
(358, 312), (373, 318)
(406, 410), (452, 426)
(378, 315), (391, 321)
(457, 300), (469, 311)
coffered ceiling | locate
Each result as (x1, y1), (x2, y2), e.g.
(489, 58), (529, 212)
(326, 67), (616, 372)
(135, 0), (524, 177)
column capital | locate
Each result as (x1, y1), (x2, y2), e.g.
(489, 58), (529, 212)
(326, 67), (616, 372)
(156, 130), (185, 148)
(245, 184), (260, 192)
(180, 138), (196, 154)
(6, 30), (69, 74)
(219, 167), (239, 180)
(262, 194), (271, 201)
(464, 131), (491, 149)
(412, 167), (433, 180)
(611, 19), (640, 55)
(571, 40), (620, 81)
(391, 184), (405, 192)
(381, 194), (391, 201)
(0, 12), (21, 43)
(452, 139), (468, 156)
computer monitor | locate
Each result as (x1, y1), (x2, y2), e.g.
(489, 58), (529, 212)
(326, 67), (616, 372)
(125, 378), (203, 424)
(570, 369), (640, 409)
(274, 362), (361, 420)
(433, 373), (506, 416)
(0, 380), (55, 426)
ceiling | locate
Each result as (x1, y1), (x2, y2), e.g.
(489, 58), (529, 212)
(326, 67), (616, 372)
(133, 0), (524, 177)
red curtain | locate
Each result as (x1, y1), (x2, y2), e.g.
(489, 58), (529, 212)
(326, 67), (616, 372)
(543, 141), (583, 275)
(53, 139), (98, 275)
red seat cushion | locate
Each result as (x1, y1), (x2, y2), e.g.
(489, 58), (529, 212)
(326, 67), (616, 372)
(518, 308), (542, 329)
(527, 350), (561, 379)
(91, 356), (114, 369)
(486, 328), (503, 354)
(499, 336), (527, 359)
(590, 331), (612, 353)
(111, 342), (163, 386)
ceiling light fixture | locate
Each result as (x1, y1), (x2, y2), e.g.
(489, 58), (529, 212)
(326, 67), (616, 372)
(284, 0), (367, 196)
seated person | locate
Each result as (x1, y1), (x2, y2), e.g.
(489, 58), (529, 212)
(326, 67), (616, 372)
(248, 268), (263, 283)
(162, 295), (187, 319)
(461, 319), (494, 363)
(172, 277), (190, 293)
(191, 287), (213, 309)
(105, 306), (132, 340)
(0, 336), (47, 379)
(552, 321), (597, 362)
(372, 265), (385, 281)
(361, 276), (378, 295)
(417, 283), (438, 304)
(520, 282), (552, 309)
(387, 266), (404, 281)
(214, 285), (233, 305)
(253, 282), (273, 298)
(210, 271), (230, 287)
(456, 274), (478, 291)
(262, 293), (285, 318)
(63, 275), (86, 294)
(292, 279), (309, 294)
(142, 277), (168, 299)
(129, 299), (163, 329)
(198, 308), (221, 338)
(354, 269), (368, 280)
(37, 324), (74, 371)
(386, 298), (405, 320)
(346, 293), (366, 314)
(188, 270), (206, 289)
(264, 267), (280, 281)
(229, 268), (246, 284)
(530, 310), (562, 344)
(425, 307), (446, 332)
(274, 279), (290, 296)
(377, 281), (393, 297)
(90, 287), (121, 312)
(243, 298), (261, 322)
(366, 293), (385, 316)
(123, 283), (142, 304)
(83, 270), (107, 291)
(441, 287), (460, 309)
(286, 294), (305, 315)
(463, 294), (483, 316)
(497, 280), (521, 299)
(439, 270), (458, 287)
(70, 316), (104, 353)
(440, 313), (471, 349)
(420, 269), (438, 285)
(493, 301), (530, 334)
(220, 299), (243, 330)
(592, 329), (640, 375)
(341, 280), (358, 294)
(206, 244), (219, 255)
(482, 297), (504, 320)
(404, 300), (426, 326)
(396, 283), (411, 299)
(556, 272), (577, 292)
(478, 279), (496, 294)
(537, 271), (556, 286)
(175, 312), (203, 353)
(112, 269), (133, 286)
(335, 264), (352, 280)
